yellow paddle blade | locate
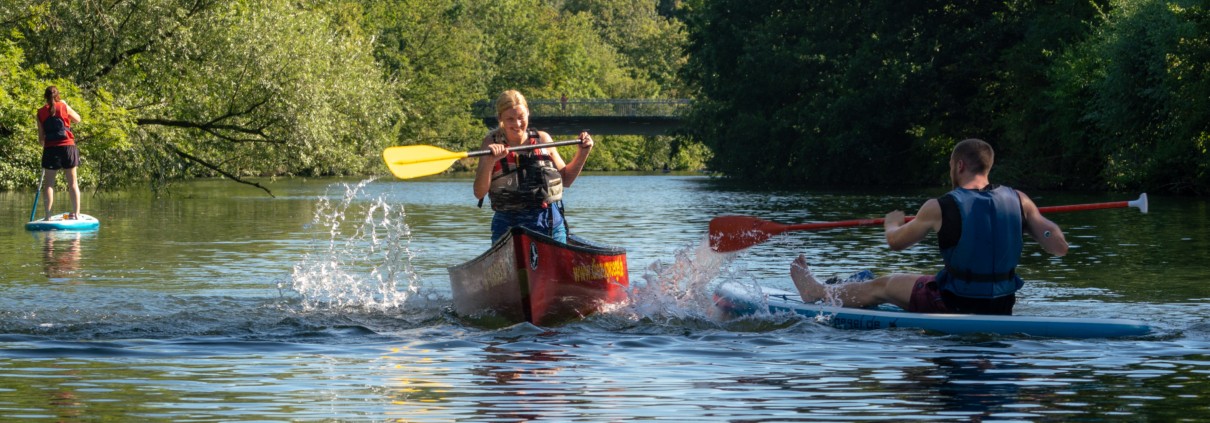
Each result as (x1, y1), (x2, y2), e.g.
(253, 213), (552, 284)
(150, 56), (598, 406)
(382, 145), (471, 179)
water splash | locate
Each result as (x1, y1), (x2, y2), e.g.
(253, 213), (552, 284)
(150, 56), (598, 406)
(286, 179), (419, 311)
(625, 236), (750, 322)
(807, 268), (849, 309)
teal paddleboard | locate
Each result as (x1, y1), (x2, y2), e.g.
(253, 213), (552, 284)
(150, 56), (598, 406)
(714, 282), (1151, 338)
(26, 213), (100, 231)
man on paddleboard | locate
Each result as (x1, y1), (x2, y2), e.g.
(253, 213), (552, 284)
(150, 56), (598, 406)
(791, 139), (1069, 315)
(473, 90), (594, 244)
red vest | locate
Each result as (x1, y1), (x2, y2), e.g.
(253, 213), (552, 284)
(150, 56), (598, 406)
(37, 102), (75, 147)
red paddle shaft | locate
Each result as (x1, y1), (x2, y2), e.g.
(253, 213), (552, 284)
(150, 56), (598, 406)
(782, 193), (1148, 231)
(709, 193), (1148, 253)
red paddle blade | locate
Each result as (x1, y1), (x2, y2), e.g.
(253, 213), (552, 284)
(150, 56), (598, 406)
(708, 215), (788, 253)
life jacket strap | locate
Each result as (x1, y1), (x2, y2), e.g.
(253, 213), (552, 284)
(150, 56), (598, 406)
(944, 265), (1016, 283)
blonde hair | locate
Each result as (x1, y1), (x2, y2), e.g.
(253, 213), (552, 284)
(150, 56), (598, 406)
(495, 90), (528, 117)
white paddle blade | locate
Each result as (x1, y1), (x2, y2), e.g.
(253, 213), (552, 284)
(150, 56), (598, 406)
(1129, 193), (1148, 214)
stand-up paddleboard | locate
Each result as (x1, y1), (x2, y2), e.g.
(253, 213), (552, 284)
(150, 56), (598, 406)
(26, 173), (99, 232)
(26, 213), (100, 231)
(714, 282), (1151, 338)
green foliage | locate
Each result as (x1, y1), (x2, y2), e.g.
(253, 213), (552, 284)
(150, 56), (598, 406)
(0, 38), (133, 190)
(568, 135), (661, 171)
(683, 0), (1102, 188)
(576, 134), (709, 172)
(682, 0), (1210, 194)
(9, 0), (1206, 195)
(562, 0), (689, 97)
(0, 39), (47, 190)
(365, 0), (695, 164)
(685, 0), (903, 185)
(0, 0), (703, 193)
(1061, 0), (1210, 193)
(110, 0), (395, 179)
(363, 0), (486, 149)
(468, 0), (676, 107)
(1, 0), (398, 192)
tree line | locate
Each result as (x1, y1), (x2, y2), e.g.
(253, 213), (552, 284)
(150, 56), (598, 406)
(682, 0), (1209, 194)
(0, 0), (699, 193)
(4, 0), (1206, 195)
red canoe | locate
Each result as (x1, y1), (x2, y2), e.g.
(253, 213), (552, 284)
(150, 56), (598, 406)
(447, 226), (629, 326)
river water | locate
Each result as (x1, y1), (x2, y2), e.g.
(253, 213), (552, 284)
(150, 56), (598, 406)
(0, 174), (1207, 421)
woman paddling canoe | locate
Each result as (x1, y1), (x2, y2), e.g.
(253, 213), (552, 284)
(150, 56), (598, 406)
(473, 90), (594, 244)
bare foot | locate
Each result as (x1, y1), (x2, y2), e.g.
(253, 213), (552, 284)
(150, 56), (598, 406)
(790, 254), (827, 302)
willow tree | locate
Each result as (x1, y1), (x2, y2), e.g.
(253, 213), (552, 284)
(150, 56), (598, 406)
(2, 0), (396, 193)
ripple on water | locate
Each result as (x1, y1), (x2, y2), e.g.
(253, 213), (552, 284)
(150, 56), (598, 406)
(2, 178), (1210, 421)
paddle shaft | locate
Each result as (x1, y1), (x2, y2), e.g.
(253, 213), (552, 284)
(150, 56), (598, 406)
(383, 138), (586, 179)
(29, 171), (43, 222)
(466, 139), (584, 158)
(782, 198), (1143, 231)
(708, 194), (1147, 253)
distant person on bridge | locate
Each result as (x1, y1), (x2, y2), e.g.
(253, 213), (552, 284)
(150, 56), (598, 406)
(789, 139), (1068, 315)
(474, 90), (595, 244)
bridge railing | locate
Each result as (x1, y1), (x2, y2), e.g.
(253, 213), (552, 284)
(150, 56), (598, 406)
(473, 99), (691, 118)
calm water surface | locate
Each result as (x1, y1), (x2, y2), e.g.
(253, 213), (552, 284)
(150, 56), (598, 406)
(0, 174), (1207, 422)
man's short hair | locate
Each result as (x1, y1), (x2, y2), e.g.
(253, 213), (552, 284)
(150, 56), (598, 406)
(953, 138), (994, 173)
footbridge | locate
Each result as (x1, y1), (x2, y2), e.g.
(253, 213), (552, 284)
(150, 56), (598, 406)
(476, 99), (690, 136)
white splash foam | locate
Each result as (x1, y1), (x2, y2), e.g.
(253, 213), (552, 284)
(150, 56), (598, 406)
(625, 235), (751, 322)
(286, 179), (419, 311)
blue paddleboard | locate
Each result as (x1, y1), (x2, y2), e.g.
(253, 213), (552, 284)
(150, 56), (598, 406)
(714, 282), (1151, 338)
(26, 213), (101, 231)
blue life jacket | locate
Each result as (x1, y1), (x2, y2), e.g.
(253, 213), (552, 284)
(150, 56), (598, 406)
(935, 186), (1024, 299)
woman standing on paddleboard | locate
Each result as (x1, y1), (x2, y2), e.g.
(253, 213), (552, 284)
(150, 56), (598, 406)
(473, 90), (594, 244)
(36, 86), (83, 221)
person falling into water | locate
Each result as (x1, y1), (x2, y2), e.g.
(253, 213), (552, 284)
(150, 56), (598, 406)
(36, 86), (84, 220)
(791, 139), (1069, 315)
(473, 90), (594, 244)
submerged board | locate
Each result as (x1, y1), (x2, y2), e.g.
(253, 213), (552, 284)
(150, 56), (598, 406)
(714, 282), (1151, 338)
(26, 213), (100, 231)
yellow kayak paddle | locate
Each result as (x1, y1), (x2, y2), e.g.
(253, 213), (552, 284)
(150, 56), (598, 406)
(382, 139), (584, 179)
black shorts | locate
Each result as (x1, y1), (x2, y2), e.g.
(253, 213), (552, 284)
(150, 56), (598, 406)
(941, 289), (1016, 315)
(908, 275), (1016, 315)
(41, 145), (80, 170)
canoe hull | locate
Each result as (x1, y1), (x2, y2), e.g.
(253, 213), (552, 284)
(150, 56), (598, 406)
(26, 213), (100, 231)
(714, 282), (1151, 338)
(448, 227), (628, 326)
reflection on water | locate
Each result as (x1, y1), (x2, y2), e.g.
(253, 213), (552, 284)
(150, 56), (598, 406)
(35, 231), (86, 281)
(0, 177), (1207, 421)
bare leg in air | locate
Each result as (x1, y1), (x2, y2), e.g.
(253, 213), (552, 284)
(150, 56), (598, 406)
(790, 254), (919, 310)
